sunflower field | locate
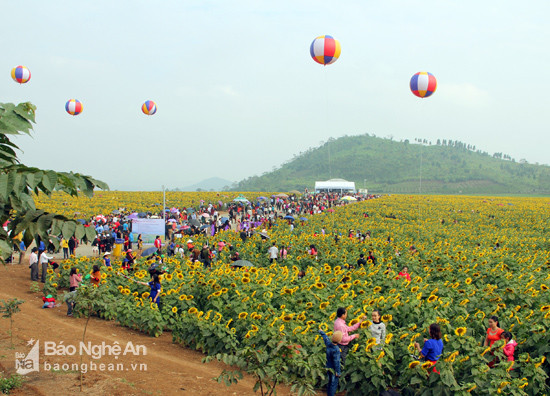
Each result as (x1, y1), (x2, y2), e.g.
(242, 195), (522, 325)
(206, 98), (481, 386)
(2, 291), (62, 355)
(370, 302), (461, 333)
(34, 191), (276, 218)
(43, 194), (550, 395)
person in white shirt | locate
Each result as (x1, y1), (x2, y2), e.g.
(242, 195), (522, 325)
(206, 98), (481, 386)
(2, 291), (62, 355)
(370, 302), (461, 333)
(267, 242), (279, 264)
(40, 251), (53, 283)
(29, 247), (39, 281)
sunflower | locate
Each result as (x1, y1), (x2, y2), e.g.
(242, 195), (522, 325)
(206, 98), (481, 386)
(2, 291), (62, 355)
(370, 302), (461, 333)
(171, 306), (178, 314)
(373, 286), (382, 293)
(445, 351), (459, 362)
(319, 302), (329, 310)
(541, 305), (550, 312)
(480, 347), (491, 356)
(376, 351), (385, 362)
(465, 278), (472, 285)
(385, 334), (393, 344)
(541, 284), (549, 291)
(381, 314), (392, 322)
(282, 314), (293, 322)
(238, 312), (248, 320)
(188, 307), (198, 315)
(409, 361), (421, 369)
(421, 361), (434, 370)
(279, 324), (285, 333)
(360, 320), (371, 329)
(455, 327), (467, 337)
(518, 381), (528, 389)
(427, 295), (438, 303)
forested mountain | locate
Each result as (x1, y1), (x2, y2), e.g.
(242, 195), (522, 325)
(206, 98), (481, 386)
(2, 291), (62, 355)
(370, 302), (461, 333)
(232, 134), (550, 194)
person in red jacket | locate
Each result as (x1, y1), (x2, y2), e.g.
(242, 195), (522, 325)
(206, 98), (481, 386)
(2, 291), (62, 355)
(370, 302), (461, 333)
(396, 266), (411, 281)
(154, 235), (162, 252)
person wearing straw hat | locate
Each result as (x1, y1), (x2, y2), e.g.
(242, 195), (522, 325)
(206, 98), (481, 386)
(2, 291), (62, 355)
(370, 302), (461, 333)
(103, 252), (111, 267)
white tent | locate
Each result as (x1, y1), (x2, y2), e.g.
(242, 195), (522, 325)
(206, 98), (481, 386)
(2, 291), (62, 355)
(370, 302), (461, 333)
(314, 178), (356, 193)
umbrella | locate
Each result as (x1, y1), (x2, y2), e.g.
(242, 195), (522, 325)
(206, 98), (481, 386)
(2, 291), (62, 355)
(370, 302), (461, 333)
(200, 224), (210, 230)
(284, 215), (294, 221)
(274, 193), (288, 198)
(233, 196), (249, 203)
(142, 247), (158, 256)
(138, 212), (147, 218)
(341, 196), (357, 201)
(232, 260), (253, 268)
(220, 217), (229, 223)
(189, 219), (200, 227)
(112, 209), (120, 214)
(170, 207), (178, 213)
(201, 213), (210, 218)
(327, 209), (335, 213)
(128, 213), (139, 219)
(300, 217), (308, 221)
(167, 219), (177, 223)
(257, 196), (268, 200)
(77, 219), (86, 224)
(186, 207), (196, 213)
(289, 190), (302, 195)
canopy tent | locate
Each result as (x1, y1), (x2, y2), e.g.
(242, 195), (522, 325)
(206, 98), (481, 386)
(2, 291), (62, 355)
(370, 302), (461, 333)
(314, 178), (356, 193)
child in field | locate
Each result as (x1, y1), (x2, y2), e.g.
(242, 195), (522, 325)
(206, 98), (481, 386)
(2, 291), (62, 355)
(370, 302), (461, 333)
(319, 329), (342, 396)
(137, 273), (162, 311)
(69, 268), (82, 292)
(90, 265), (101, 286)
(501, 332), (517, 362)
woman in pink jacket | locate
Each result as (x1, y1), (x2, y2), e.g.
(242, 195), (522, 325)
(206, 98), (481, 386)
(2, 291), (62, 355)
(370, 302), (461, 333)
(333, 307), (365, 366)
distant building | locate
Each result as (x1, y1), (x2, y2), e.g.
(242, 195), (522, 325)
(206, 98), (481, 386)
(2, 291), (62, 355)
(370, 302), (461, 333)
(314, 178), (356, 193)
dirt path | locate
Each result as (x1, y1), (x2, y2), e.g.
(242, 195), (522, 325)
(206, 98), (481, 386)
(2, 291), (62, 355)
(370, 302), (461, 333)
(0, 263), (294, 395)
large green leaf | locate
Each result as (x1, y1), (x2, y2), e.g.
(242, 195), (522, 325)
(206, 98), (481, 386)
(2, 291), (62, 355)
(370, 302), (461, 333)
(85, 225), (97, 242)
(42, 171), (58, 193)
(62, 221), (76, 240)
(75, 224), (86, 240)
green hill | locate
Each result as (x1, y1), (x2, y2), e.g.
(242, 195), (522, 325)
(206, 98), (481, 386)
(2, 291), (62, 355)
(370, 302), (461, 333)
(232, 134), (550, 194)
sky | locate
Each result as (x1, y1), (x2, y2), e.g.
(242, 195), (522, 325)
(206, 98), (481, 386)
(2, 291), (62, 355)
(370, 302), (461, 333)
(4, 1), (549, 190)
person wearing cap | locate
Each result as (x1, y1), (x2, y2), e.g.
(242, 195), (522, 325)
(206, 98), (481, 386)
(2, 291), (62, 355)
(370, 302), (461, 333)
(103, 252), (111, 267)
(186, 239), (194, 252)
(42, 294), (56, 309)
(319, 329), (343, 396)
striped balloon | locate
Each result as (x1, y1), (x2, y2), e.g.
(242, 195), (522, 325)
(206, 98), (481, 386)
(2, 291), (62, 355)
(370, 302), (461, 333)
(142, 100), (157, 115)
(65, 99), (83, 116)
(310, 35), (341, 66)
(410, 72), (437, 98)
(11, 65), (31, 84)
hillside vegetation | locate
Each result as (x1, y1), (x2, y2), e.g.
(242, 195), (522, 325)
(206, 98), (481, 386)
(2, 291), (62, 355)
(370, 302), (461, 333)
(232, 134), (550, 194)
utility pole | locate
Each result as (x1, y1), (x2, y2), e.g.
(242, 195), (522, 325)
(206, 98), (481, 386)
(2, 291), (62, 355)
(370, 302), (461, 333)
(163, 185), (166, 222)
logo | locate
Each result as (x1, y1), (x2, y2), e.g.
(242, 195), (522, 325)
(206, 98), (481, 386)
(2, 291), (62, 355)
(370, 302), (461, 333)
(15, 339), (39, 375)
